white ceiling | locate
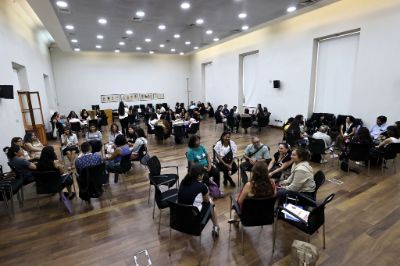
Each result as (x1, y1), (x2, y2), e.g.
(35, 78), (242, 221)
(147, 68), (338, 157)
(29, 0), (334, 54)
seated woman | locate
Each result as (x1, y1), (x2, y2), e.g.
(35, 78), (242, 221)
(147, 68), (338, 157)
(61, 127), (79, 170)
(187, 135), (220, 187)
(23, 132), (44, 159)
(67, 111), (80, 123)
(375, 126), (400, 148)
(237, 161), (276, 207)
(178, 163), (220, 237)
(36, 146), (75, 200)
(277, 147), (315, 204)
(105, 135), (131, 183)
(11, 137), (31, 160)
(5, 145), (36, 185)
(155, 114), (171, 136)
(126, 125), (137, 147)
(105, 123), (122, 154)
(80, 109), (89, 120)
(286, 115), (308, 146)
(130, 127), (148, 159)
(340, 126), (373, 163)
(86, 124), (103, 153)
(268, 143), (293, 181)
(214, 131), (237, 187)
(337, 116), (356, 149)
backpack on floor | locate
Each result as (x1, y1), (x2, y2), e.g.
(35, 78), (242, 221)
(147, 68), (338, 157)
(290, 240), (319, 266)
(208, 180), (223, 198)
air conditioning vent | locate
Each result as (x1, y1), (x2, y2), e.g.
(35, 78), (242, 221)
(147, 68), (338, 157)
(58, 8), (71, 14)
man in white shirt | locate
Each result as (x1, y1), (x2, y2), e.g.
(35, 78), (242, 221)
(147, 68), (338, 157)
(370, 115), (388, 139)
(312, 126), (332, 149)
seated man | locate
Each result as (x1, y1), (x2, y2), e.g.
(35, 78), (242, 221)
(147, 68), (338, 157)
(312, 125), (332, 149)
(370, 115), (388, 140)
(239, 136), (271, 184)
(75, 142), (102, 171)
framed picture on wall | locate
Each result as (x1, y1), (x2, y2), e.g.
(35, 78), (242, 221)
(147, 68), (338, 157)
(153, 93), (164, 100)
(101, 94), (121, 103)
(101, 95), (108, 103)
(140, 93), (153, 101)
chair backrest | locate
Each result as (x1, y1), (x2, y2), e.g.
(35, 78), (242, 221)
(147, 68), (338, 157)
(241, 116), (252, 128)
(258, 115), (270, 127)
(349, 143), (371, 161)
(70, 122), (81, 132)
(33, 171), (63, 194)
(313, 170), (325, 192)
(77, 163), (107, 200)
(285, 131), (298, 147)
(119, 154), (132, 173)
(188, 123), (200, 134)
(241, 197), (277, 226)
(308, 137), (326, 155)
(169, 201), (203, 236)
(383, 143), (400, 160)
(147, 156), (162, 176)
(215, 112), (223, 123)
(173, 125), (185, 137)
(137, 144), (148, 160)
(154, 125), (165, 138)
(307, 193), (335, 234)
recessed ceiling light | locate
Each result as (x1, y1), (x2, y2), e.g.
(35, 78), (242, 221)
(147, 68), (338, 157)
(171, 48), (176, 52)
(180, 2), (190, 9)
(98, 18), (107, 24)
(56, 1), (68, 8)
(145, 38), (151, 42)
(126, 30), (133, 35)
(74, 48), (80, 52)
(205, 30), (213, 35)
(119, 41), (125, 46)
(194, 46), (199, 50)
(136, 46), (142, 50)
(65, 25), (74, 30)
(179, 52), (185, 55)
(158, 24), (166, 30)
(70, 39), (78, 43)
(196, 18), (204, 25)
(213, 38), (219, 42)
(159, 44), (165, 48)
(185, 41), (191, 45)
(96, 34), (104, 39)
(287, 6), (297, 12)
(174, 34), (180, 39)
(238, 13), (247, 19)
(149, 51), (154, 54)
(95, 45), (102, 49)
(241, 25), (249, 30)
(136, 10), (145, 17)
(115, 49), (120, 53)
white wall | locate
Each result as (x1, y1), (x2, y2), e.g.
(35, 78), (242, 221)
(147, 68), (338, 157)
(51, 49), (190, 114)
(189, 0), (400, 127)
(0, 0), (57, 170)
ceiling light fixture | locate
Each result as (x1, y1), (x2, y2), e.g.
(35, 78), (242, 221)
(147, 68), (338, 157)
(95, 45), (102, 49)
(180, 52), (185, 55)
(98, 18), (107, 24)
(174, 34), (181, 39)
(74, 48), (80, 52)
(287, 6), (297, 12)
(238, 13), (247, 19)
(96, 34), (104, 39)
(145, 38), (151, 42)
(159, 44), (165, 48)
(205, 30), (213, 35)
(71, 39), (78, 43)
(171, 48), (176, 52)
(158, 24), (166, 30)
(185, 41), (191, 45)
(119, 41), (125, 46)
(115, 49), (120, 53)
(65, 25), (74, 30)
(56, 1), (68, 8)
(180, 2), (190, 9)
(213, 38), (219, 42)
(241, 25), (249, 30)
(194, 46), (199, 50)
(149, 51), (155, 54)
(136, 10), (145, 17)
(126, 30), (133, 35)
(196, 18), (204, 25)
(136, 46), (142, 50)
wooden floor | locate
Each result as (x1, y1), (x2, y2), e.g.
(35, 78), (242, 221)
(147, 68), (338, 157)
(1, 119), (399, 266)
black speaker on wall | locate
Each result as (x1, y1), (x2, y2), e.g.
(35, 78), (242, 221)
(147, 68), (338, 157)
(0, 85), (14, 99)
(273, 80), (280, 89)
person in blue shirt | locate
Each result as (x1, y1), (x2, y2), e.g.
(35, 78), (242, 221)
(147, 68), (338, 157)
(75, 142), (102, 171)
(186, 135), (220, 187)
(370, 115), (388, 140)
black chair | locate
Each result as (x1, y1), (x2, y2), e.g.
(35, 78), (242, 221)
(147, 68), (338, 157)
(154, 125), (170, 143)
(108, 154), (132, 186)
(187, 123), (200, 136)
(149, 176), (178, 233)
(240, 116), (252, 134)
(146, 156), (179, 204)
(32, 170), (65, 208)
(8, 163), (34, 186)
(173, 125), (185, 144)
(230, 196), (277, 255)
(77, 163), (111, 206)
(168, 201), (214, 256)
(348, 143), (371, 175)
(377, 143), (400, 173)
(275, 193), (335, 249)
(257, 115), (270, 132)
(0, 175), (24, 219)
(308, 137), (327, 164)
(214, 115), (223, 130)
(285, 131), (298, 148)
(146, 123), (155, 137)
(131, 144), (148, 167)
(70, 122), (82, 137)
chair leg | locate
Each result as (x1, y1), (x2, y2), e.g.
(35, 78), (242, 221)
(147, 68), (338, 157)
(367, 160), (370, 176)
(323, 223), (326, 249)
(158, 209), (162, 234)
(241, 224), (244, 256)
(152, 199), (156, 219)
(307, 235), (311, 243)
(168, 228), (172, 257)
(148, 184), (151, 204)
(272, 219), (278, 253)
(2, 191), (11, 220)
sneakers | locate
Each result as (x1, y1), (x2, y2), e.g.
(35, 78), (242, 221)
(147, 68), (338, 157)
(212, 225), (220, 238)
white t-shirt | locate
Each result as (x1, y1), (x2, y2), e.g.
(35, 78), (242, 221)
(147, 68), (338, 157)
(213, 140), (237, 162)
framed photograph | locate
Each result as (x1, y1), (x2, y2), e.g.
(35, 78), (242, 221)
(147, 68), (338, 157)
(101, 95), (108, 103)
(153, 93), (165, 100)
(140, 93), (153, 101)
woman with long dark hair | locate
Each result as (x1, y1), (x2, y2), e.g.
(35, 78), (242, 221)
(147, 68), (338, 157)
(268, 143), (293, 181)
(23, 132), (44, 159)
(118, 101), (129, 135)
(214, 131), (237, 187)
(178, 163), (220, 237)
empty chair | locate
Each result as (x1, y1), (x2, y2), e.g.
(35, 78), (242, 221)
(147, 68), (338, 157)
(376, 143), (400, 173)
(0, 175), (24, 219)
(77, 163), (111, 205)
(214, 116), (223, 130)
(229, 196), (277, 255)
(70, 122), (82, 138)
(187, 123), (200, 136)
(146, 156), (179, 204)
(275, 193), (335, 249)
(241, 116), (252, 134)
(257, 115), (270, 132)
(154, 125), (170, 143)
(173, 125), (185, 144)
(308, 137), (327, 164)
(348, 142), (371, 175)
